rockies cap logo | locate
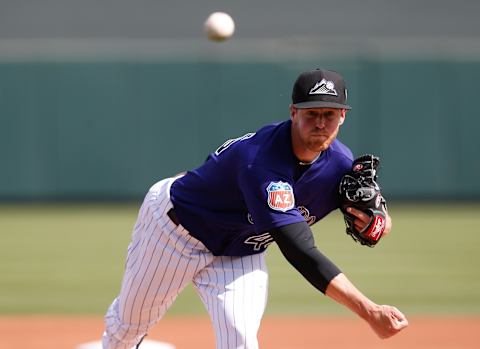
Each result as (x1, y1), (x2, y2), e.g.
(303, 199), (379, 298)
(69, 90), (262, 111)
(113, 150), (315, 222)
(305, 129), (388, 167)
(309, 79), (338, 96)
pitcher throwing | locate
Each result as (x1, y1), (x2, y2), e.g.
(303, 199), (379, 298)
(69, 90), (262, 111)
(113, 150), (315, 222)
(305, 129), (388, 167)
(102, 69), (408, 349)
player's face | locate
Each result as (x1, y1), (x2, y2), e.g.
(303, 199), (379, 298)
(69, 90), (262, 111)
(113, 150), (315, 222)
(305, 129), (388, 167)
(290, 105), (346, 157)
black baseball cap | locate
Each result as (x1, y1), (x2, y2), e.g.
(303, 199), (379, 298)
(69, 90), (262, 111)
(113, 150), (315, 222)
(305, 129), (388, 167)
(292, 69), (351, 110)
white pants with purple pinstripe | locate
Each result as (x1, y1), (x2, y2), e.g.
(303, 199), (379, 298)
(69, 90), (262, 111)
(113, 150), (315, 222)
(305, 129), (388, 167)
(103, 177), (269, 349)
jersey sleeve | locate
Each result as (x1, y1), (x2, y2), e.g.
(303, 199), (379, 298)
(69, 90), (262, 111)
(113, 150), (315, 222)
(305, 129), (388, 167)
(238, 165), (305, 233)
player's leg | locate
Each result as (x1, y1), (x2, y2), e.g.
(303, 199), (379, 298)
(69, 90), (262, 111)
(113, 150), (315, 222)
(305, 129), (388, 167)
(102, 178), (213, 349)
(193, 253), (268, 349)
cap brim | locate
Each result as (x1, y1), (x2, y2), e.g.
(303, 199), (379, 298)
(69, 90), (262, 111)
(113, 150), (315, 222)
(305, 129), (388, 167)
(293, 101), (352, 110)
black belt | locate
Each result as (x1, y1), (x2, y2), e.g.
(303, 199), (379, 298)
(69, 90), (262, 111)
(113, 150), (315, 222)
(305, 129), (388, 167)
(167, 208), (180, 226)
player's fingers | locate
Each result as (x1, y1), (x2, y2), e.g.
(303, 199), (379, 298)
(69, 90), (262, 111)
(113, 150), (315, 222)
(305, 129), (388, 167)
(346, 207), (371, 223)
(391, 317), (409, 332)
(382, 213), (393, 236)
(348, 208), (372, 233)
(391, 306), (407, 319)
(354, 221), (366, 232)
(397, 318), (409, 329)
(390, 307), (409, 329)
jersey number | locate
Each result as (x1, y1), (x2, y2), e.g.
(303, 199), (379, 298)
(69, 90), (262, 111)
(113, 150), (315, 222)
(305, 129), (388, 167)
(244, 233), (274, 251)
(214, 132), (256, 156)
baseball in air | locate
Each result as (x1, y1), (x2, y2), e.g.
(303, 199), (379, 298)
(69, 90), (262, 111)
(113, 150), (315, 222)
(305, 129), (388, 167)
(204, 12), (235, 42)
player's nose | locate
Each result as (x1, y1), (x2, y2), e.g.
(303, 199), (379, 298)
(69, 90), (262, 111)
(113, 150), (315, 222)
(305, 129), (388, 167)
(314, 115), (327, 128)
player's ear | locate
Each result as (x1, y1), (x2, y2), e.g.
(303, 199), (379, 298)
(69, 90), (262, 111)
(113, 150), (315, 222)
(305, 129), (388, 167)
(339, 109), (346, 125)
(289, 104), (296, 120)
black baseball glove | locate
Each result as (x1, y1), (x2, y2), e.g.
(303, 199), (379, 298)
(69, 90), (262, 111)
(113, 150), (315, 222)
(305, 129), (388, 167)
(338, 154), (388, 247)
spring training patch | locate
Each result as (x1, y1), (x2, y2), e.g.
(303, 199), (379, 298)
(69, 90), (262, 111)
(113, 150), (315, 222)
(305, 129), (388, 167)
(266, 181), (295, 212)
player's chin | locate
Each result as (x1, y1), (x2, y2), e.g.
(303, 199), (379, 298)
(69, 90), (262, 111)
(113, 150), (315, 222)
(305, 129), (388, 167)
(308, 137), (333, 152)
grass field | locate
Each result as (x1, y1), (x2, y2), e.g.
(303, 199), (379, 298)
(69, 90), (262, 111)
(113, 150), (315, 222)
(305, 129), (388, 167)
(1, 202), (479, 316)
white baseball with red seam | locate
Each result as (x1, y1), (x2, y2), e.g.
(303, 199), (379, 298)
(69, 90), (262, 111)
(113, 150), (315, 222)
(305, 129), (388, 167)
(204, 12), (235, 42)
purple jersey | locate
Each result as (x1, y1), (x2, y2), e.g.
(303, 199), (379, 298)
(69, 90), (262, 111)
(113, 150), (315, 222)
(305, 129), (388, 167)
(170, 120), (353, 256)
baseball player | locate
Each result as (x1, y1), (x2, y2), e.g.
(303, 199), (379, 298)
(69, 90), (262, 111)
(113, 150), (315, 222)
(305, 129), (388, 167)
(102, 69), (408, 349)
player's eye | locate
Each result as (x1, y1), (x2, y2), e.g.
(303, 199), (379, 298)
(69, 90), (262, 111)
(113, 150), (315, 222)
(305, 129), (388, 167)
(323, 112), (336, 120)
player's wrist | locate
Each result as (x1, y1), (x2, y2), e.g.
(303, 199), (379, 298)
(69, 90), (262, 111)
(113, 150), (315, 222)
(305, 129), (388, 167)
(360, 302), (382, 321)
(326, 273), (375, 317)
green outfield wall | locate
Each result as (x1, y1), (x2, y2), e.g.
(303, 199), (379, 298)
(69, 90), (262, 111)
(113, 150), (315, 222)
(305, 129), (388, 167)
(1, 60), (479, 200)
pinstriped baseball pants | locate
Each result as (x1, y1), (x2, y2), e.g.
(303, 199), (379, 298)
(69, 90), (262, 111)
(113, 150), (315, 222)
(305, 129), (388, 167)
(102, 177), (269, 349)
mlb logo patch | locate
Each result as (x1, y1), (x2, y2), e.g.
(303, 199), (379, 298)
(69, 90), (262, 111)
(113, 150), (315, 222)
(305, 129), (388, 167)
(266, 181), (295, 212)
